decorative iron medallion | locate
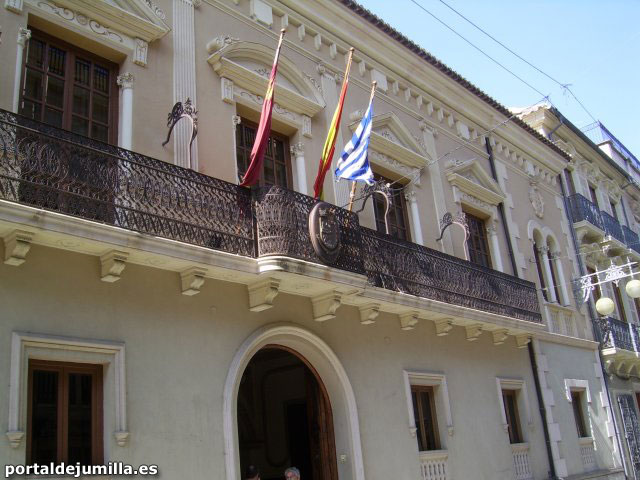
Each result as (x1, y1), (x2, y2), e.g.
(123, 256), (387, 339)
(309, 202), (341, 264)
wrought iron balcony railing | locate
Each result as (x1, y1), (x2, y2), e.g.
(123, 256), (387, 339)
(0, 109), (542, 323)
(601, 211), (625, 244)
(623, 225), (640, 255)
(600, 316), (638, 352)
(567, 193), (605, 231)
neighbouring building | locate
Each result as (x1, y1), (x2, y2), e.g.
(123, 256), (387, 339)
(0, 1), (629, 479)
(521, 104), (640, 479)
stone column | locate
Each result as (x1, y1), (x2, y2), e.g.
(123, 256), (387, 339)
(550, 250), (569, 305)
(539, 245), (557, 303)
(290, 142), (307, 195)
(13, 27), (31, 113)
(487, 221), (504, 273)
(404, 189), (424, 246)
(117, 73), (134, 151)
(420, 120), (452, 254)
(173, 0), (199, 169)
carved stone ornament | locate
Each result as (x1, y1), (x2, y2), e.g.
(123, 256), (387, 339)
(309, 202), (341, 264)
(206, 35), (240, 54)
(529, 183), (544, 219)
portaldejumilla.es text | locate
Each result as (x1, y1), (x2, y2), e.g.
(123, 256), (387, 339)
(4, 462), (159, 478)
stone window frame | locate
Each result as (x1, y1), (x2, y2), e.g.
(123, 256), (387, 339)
(495, 377), (532, 442)
(403, 370), (454, 448)
(6, 332), (128, 451)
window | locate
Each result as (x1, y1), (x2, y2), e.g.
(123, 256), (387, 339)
(19, 30), (118, 144)
(533, 243), (548, 301)
(465, 211), (492, 268)
(411, 386), (440, 451)
(27, 360), (103, 465)
(502, 389), (523, 444)
(587, 267), (601, 300)
(588, 185), (599, 207)
(614, 284), (628, 322)
(372, 174), (410, 241)
(236, 120), (292, 188)
(610, 200), (620, 222)
(548, 250), (563, 304)
(571, 391), (589, 438)
(564, 170), (576, 196)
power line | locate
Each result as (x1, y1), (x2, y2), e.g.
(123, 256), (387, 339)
(430, 0), (598, 123)
(406, 0), (548, 99)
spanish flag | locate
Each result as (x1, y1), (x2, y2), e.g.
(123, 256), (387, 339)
(313, 48), (355, 199)
(240, 29), (286, 187)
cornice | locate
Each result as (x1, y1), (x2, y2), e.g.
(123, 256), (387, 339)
(54, 0), (170, 41)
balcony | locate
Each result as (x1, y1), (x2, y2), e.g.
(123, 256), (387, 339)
(567, 193), (637, 255)
(0, 109), (541, 328)
(599, 317), (640, 376)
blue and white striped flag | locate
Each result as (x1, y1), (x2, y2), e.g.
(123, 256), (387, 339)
(335, 96), (375, 185)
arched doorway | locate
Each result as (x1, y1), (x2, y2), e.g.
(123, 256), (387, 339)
(237, 345), (338, 480)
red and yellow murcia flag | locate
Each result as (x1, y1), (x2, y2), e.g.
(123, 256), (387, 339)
(240, 29), (286, 187)
(313, 48), (355, 199)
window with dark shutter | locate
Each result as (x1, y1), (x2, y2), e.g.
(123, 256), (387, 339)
(27, 360), (103, 465)
(465, 211), (492, 268)
(411, 385), (440, 451)
(571, 391), (589, 438)
(235, 120), (292, 188)
(502, 389), (523, 444)
(372, 174), (410, 241)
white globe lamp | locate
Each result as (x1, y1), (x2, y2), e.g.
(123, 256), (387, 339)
(626, 279), (640, 299)
(595, 297), (615, 316)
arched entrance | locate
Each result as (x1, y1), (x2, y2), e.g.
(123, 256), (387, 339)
(237, 345), (338, 480)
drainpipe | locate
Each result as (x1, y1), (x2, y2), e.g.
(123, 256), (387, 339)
(547, 118), (564, 141)
(558, 171), (628, 478)
(485, 137), (558, 479)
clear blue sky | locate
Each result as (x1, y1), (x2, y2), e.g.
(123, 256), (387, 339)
(359, 0), (640, 158)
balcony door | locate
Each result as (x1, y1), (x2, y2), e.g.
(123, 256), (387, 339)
(236, 120), (292, 189)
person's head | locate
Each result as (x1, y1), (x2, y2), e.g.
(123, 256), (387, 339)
(245, 465), (260, 480)
(284, 467), (300, 480)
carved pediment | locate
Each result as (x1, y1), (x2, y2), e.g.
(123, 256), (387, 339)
(349, 112), (428, 170)
(445, 158), (505, 206)
(207, 40), (325, 118)
(44, 0), (170, 41)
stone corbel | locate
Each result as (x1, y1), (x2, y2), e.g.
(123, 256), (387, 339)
(248, 277), (280, 312)
(515, 334), (531, 349)
(359, 304), (380, 325)
(133, 39), (148, 67)
(492, 329), (509, 346)
(399, 312), (419, 331)
(3, 229), (35, 266)
(221, 77), (235, 104)
(465, 324), (483, 341)
(100, 250), (129, 282)
(5, 0), (23, 13)
(433, 318), (453, 336)
(114, 430), (130, 447)
(6, 430), (24, 448)
(312, 291), (342, 322)
(180, 267), (207, 296)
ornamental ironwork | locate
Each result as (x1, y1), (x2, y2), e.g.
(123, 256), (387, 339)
(162, 98), (198, 167)
(354, 178), (392, 234)
(309, 201), (342, 264)
(0, 108), (544, 324)
(436, 211), (469, 246)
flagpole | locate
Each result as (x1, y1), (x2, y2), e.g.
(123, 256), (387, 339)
(347, 81), (377, 212)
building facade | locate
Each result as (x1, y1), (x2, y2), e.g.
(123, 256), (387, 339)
(0, 1), (630, 479)
(521, 105), (640, 480)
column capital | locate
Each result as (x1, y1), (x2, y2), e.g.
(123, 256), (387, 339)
(232, 115), (242, 127)
(17, 27), (31, 46)
(404, 190), (416, 202)
(117, 72), (134, 89)
(290, 142), (305, 157)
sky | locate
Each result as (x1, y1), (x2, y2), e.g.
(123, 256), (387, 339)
(358, 0), (640, 158)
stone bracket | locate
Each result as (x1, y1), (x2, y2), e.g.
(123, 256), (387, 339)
(100, 250), (129, 282)
(465, 324), (483, 341)
(515, 334), (531, 349)
(248, 277), (280, 312)
(399, 312), (419, 331)
(180, 267), (207, 296)
(3, 229), (35, 266)
(6, 430), (24, 448)
(359, 304), (380, 325)
(114, 430), (130, 447)
(312, 291), (342, 322)
(434, 318), (453, 336)
(492, 329), (509, 346)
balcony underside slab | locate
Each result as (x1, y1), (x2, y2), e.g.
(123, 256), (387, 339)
(602, 347), (640, 377)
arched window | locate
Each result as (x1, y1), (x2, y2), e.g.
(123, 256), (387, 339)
(547, 238), (563, 305)
(532, 232), (548, 301)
